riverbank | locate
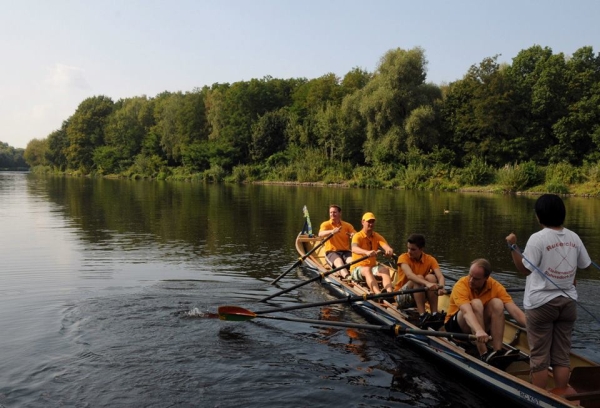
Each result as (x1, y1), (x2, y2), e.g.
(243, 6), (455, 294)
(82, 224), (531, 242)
(250, 180), (600, 197)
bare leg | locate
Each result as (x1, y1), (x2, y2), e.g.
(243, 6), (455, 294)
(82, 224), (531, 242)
(332, 257), (348, 278)
(531, 369), (549, 389)
(552, 366), (570, 389)
(379, 266), (393, 293)
(425, 274), (439, 314)
(361, 267), (380, 294)
(411, 281), (427, 315)
(460, 299), (487, 355)
(484, 298), (505, 352)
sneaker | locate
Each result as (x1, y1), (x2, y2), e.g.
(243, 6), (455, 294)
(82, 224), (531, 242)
(503, 348), (520, 357)
(429, 312), (444, 322)
(480, 350), (498, 363)
(418, 312), (431, 327)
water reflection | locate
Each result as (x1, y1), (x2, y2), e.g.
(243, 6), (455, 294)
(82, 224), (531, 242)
(1, 172), (599, 407)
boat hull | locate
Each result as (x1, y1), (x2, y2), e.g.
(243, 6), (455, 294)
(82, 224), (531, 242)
(295, 234), (600, 408)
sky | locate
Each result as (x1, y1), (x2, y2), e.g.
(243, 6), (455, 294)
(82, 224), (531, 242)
(1, 0), (599, 149)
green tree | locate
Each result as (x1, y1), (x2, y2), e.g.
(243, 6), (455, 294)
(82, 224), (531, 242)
(551, 46), (600, 163)
(46, 122), (70, 171)
(358, 47), (436, 164)
(250, 108), (289, 162)
(100, 96), (154, 173)
(444, 56), (525, 166)
(0, 141), (27, 168)
(24, 138), (49, 167)
(65, 95), (114, 171)
(340, 67), (372, 95)
(505, 46), (569, 164)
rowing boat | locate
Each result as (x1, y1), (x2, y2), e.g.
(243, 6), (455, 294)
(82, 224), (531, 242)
(294, 233), (600, 408)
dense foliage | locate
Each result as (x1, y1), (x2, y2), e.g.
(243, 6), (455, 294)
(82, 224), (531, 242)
(0, 142), (27, 169)
(21, 45), (600, 194)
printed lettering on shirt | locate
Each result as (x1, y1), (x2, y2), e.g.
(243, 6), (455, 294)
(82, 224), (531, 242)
(545, 241), (577, 251)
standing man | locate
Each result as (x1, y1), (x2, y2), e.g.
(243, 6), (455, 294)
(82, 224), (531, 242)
(319, 204), (356, 279)
(444, 258), (526, 362)
(350, 212), (394, 295)
(506, 194), (591, 390)
(395, 234), (445, 326)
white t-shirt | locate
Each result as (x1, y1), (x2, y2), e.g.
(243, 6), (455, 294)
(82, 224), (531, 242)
(521, 227), (591, 309)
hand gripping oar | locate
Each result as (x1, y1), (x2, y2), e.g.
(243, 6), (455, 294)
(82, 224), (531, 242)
(260, 253), (375, 302)
(218, 312), (476, 341)
(271, 232), (335, 285)
(222, 287), (431, 317)
(508, 243), (600, 325)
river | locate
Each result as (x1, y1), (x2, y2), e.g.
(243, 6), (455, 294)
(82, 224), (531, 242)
(1, 172), (599, 407)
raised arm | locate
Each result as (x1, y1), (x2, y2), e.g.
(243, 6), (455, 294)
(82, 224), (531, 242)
(505, 233), (531, 276)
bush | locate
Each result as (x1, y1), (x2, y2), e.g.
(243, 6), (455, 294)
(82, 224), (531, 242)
(583, 161), (600, 183)
(401, 164), (430, 189)
(350, 166), (385, 188)
(545, 162), (584, 185)
(496, 161), (544, 192)
(128, 154), (167, 179)
(458, 157), (495, 186)
(545, 181), (570, 194)
(202, 164), (226, 182)
(229, 165), (263, 183)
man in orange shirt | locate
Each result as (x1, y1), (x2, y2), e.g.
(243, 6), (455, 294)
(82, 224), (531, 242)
(318, 204), (356, 279)
(395, 234), (445, 326)
(350, 212), (394, 295)
(444, 258), (526, 362)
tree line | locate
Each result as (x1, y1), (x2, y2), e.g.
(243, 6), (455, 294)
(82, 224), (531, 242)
(22, 45), (600, 192)
(0, 142), (27, 170)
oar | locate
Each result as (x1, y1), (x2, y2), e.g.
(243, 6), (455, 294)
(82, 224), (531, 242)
(221, 287), (431, 317)
(219, 313), (476, 341)
(260, 253), (375, 302)
(443, 273), (458, 283)
(271, 232), (336, 285)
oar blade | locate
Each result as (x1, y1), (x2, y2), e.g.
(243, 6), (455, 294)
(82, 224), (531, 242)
(218, 306), (257, 321)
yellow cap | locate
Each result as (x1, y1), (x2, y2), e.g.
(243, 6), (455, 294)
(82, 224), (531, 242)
(362, 212), (376, 221)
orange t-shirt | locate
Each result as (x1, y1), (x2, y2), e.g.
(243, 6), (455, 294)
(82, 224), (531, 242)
(445, 276), (513, 323)
(351, 230), (388, 267)
(394, 252), (439, 290)
(319, 220), (356, 252)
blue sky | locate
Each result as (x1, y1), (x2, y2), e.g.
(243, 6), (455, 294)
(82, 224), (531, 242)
(1, 0), (599, 149)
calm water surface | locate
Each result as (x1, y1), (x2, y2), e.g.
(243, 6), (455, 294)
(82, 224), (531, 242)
(1, 172), (599, 407)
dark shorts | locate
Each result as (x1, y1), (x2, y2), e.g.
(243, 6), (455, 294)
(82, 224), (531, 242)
(444, 313), (464, 334)
(325, 251), (352, 266)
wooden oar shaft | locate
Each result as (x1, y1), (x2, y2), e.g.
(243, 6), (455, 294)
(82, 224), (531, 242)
(271, 232), (335, 285)
(255, 287), (431, 315)
(260, 253), (373, 302)
(249, 315), (476, 341)
(258, 315), (394, 331)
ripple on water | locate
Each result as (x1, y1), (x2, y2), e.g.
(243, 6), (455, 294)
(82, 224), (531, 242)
(5, 279), (503, 407)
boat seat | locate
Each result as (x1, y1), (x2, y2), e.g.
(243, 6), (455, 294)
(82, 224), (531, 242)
(569, 366), (600, 394)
